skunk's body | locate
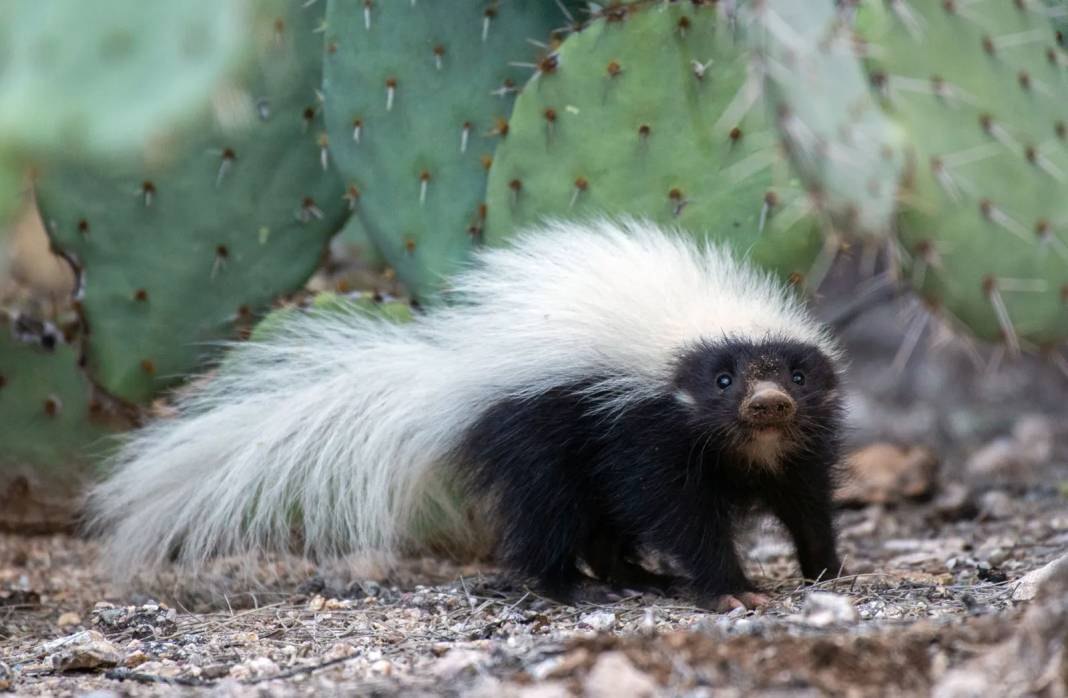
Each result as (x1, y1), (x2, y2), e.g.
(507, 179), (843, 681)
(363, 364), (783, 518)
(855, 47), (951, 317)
(90, 219), (845, 606)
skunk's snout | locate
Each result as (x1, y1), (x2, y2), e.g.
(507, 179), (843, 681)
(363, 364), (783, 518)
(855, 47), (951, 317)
(740, 381), (796, 425)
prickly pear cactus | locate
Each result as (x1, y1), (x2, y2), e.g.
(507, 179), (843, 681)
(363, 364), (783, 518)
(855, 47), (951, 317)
(249, 291), (412, 344)
(484, 2), (826, 283)
(0, 0), (257, 159)
(746, 0), (906, 237)
(857, 0), (1068, 348)
(1047, 1), (1067, 47)
(36, 2), (347, 404)
(321, 0), (572, 300)
(0, 157), (19, 225)
(0, 314), (120, 529)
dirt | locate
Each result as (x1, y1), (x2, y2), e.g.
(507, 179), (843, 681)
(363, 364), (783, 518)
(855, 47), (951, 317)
(1, 480), (1065, 697)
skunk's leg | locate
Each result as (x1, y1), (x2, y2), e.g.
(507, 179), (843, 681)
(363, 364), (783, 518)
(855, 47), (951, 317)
(458, 390), (601, 602)
(483, 460), (593, 602)
(581, 522), (676, 594)
(764, 471), (843, 583)
(579, 517), (619, 583)
(638, 484), (757, 606)
(607, 560), (678, 594)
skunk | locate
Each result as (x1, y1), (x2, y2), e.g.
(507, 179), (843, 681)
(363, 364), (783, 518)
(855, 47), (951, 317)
(89, 219), (845, 609)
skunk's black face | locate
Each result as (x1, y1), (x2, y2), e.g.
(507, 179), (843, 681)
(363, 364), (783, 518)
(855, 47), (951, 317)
(672, 338), (841, 469)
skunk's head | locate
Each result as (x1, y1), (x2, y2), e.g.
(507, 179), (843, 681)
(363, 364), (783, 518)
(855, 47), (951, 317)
(672, 337), (842, 470)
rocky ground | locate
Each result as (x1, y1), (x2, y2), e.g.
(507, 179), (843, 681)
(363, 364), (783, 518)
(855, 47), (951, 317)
(1, 464), (1066, 696)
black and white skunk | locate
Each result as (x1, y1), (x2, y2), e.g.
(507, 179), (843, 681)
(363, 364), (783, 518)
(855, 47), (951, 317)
(89, 219), (846, 610)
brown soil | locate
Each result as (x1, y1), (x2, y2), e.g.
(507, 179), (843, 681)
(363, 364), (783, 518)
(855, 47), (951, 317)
(1, 486), (1064, 696)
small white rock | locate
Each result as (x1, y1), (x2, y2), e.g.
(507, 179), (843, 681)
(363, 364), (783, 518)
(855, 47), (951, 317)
(44, 630), (121, 672)
(584, 652), (658, 698)
(369, 659), (393, 676)
(433, 648), (487, 679)
(324, 642), (357, 661)
(42, 629), (98, 654)
(56, 612), (82, 628)
(579, 611), (617, 632)
(1013, 414), (1053, 464)
(966, 438), (1020, 478)
(802, 592), (858, 627)
(978, 490), (1013, 520)
(245, 656), (279, 678)
(1011, 554), (1068, 602)
(123, 650), (150, 668)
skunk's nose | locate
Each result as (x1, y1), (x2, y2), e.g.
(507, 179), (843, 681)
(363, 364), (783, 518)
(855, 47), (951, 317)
(741, 381), (796, 425)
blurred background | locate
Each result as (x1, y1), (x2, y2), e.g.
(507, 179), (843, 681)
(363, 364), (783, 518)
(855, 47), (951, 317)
(3, 0), (1065, 531)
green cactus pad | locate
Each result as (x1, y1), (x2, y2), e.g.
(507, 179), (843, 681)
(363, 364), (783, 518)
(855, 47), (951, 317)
(483, 2), (825, 283)
(747, 0), (906, 237)
(0, 316), (117, 528)
(36, 2), (346, 404)
(249, 291), (412, 344)
(0, 154), (19, 224)
(0, 0), (258, 159)
(321, 0), (571, 300)
(857, 0), (1068, 347)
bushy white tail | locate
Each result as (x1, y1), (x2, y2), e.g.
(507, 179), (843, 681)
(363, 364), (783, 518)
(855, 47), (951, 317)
(88, 219), (835, 577)
(87, 308), (484, 576)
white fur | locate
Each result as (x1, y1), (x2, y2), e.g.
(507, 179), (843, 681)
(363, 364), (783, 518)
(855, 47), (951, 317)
(88, 218), (840, 577)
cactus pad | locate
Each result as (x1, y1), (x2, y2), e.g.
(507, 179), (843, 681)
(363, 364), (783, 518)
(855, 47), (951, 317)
(249, 291), (412, 344)
(0, 156), (19, 224)
(857, 0), (1068, 348)
(483, 2), (825, 283)
(747, 0), (906, 237)
(321, 0), (571, 300)
(0, 315), (118, 528)
(0, 0), (255, 159)
(36, 2), (346, 403)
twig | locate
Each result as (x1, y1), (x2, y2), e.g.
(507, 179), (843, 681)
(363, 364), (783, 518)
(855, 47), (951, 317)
(242, 652), (359, 684)
(105, 667), (212, 687)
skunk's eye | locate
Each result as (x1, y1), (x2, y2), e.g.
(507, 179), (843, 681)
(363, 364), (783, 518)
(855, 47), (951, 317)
(791, 371), (805, 385)
(716, 374), (732, 389)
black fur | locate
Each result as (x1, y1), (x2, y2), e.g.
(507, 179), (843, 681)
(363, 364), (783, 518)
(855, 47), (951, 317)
(456, 338), (844, 606)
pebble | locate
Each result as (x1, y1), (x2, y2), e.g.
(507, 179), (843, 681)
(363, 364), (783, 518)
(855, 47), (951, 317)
(123, 650), (150, 668)
(933, 482), (977, 521)
(977, 490), (1013, 520)
(245, 656), (280, 678)
(56, 612), (82, 628)
(370, 659), (393, 676)
(45, 630), (121, 672)
(836, 443), (939, 505)
(966, 414), (1053, 481)
(801, 592), (858, 627)
(985, 547), (1010, 568)
(1011, 554), (1068, 602)
(584, 651), (658, 698)
(578, 611), (617, 632)
(433, 648), (487, 679)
